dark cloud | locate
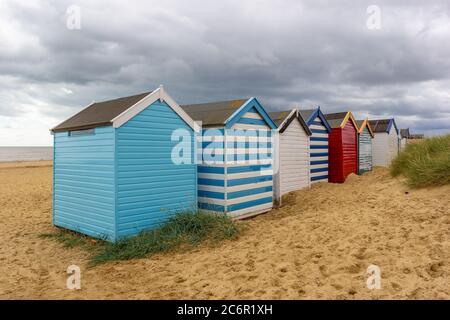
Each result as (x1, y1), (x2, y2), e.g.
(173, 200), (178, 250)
(0, 0), (449, 145)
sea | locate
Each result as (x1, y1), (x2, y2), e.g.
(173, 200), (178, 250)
(0, 147), (53, 162)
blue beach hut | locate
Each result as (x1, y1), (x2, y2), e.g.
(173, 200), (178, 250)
(181, 98), (277, 219)
(298, 107), (332, 183)
(51, 86), (198, 242)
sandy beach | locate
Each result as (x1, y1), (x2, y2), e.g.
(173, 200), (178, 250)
(0, 161), (448, 299)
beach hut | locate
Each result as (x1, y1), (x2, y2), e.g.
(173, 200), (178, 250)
(325, 112), (359, 183)
(368, 119), (400, 167)
(269, 109), (312, 200)
(400, 128), (410, 150)
(410, 133), (424, 140)
(181, 98), (277, 218)
(356, 118), (374, 175)
(51, 86), (198, 242)
(298, 108), (332, 183)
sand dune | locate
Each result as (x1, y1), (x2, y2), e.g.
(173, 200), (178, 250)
(0, 162), (448, 299)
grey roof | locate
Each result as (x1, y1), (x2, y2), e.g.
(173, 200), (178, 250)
(269, 110), (312, 135)
(369, 119), (391, 133)
(180, 99), (248, 127)
(298, 109), (315, 123)
(400, 128), (410, 138)
(52, 91), (151, 132)
(269, 110), (293, 127)
(356, 119), (375, 136)
(324, 112), (348, 128)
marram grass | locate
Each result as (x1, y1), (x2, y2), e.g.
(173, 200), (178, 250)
(391, 135), (450, 188)
(42, 211), (241, 266)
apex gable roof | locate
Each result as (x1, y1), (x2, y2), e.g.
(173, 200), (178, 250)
(298, 107), (332, 132)
(181, 97), (277, 129)
(368, 118), (398, 135)
(325, 111), (358, 130)
(269, 109), (312, 135)
(356, 118), (374, 137)
(51, 86), (198, 132)
(52, 92), (151, 132)
(298, 109), (315, 123)
(181, 99), (248, 127)
(400, 128), (410, 139)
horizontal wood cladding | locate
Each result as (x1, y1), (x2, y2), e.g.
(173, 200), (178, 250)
(53, 126), (116, 240)
(328, 120), (357, 183)
(116, 101), (197, 239)
(197, 107), (274, 217)
(358, 127), (373, 174)
(308, 116), (329, 183)
(278, 119), (310, 196)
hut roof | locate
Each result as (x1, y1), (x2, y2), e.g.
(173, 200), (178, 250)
(324, 111), (358, 130)
(181, 98), (277, 129)
(181, 99), (248, 127)
(269, 109), (312, 135)
(269, 110), (291, 127)
(410, 133), (425, 139)
(298, 108), (332, 132)
(52, 92), (151, 132)
(51, 86), (198, 133)
(298, 109), (315, 123)
(368, 118), (398, 134)
(400, 128), (411, 139)
(356, 118), (374, 137)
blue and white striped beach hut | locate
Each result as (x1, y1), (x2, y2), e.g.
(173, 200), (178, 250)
(51, 86), (198, 242)
(298, 108), (332, 183)
(181, 98), (277, 218)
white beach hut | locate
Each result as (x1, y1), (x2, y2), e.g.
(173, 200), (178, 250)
(270, 109), (312, 200)
(400, 128), (410, 151)
(369, 119), (400, 167)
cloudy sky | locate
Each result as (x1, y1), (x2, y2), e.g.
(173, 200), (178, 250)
(1, 0), (449, 146)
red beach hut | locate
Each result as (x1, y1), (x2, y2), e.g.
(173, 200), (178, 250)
(324, 111), (359, 183)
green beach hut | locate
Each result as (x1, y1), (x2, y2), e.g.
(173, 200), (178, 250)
(356, 118), (374, 175)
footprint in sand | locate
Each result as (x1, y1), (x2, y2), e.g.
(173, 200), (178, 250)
(319, 265), (329, 277)
(348, 288), (357, 296)
(352, 248), (367, 260)
(427, 261), (445, 278)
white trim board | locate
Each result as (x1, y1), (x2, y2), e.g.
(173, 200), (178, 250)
(229, 203), (273, 219)
(275, 109), (297, 132)
(111, 85), (200, 132)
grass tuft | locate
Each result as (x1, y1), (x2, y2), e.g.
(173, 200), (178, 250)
(391, 135), (450, 187)
(43, 211), (241, 266)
